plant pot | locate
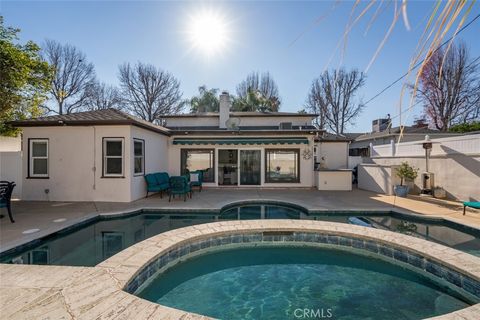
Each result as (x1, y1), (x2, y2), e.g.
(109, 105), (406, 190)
(394, 185), (409, 198)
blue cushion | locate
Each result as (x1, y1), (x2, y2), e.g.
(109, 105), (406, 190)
(144, 174), (158, 187)
(154, 173), (169, 185)
(464, 202), (480, 209)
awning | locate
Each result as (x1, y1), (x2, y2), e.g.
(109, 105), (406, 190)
(172, 137), (309, 145)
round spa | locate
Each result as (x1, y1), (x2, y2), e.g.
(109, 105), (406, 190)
(116, 221), (480, 320)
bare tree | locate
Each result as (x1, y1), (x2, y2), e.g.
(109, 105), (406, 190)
(417, 42), (480, 131)
(42, 39), (96, 114)
(118, 62), (183, 122)
(306, 69), (365, 134)
(85, 81), (123, 111)
(235, 72), (281, 111)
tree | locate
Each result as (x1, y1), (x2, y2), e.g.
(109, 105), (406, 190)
(449, 121), (480, 133)
(118, 62), (182, 122)
(85, 81), (123, 111)
(42, 39), (96, 115)
(0, 16), (52, 136)
(187, 85), (219, 113)
(416, 42), (480, 131)
(306, 69), (365, 134)
(234, 72), (281, 112)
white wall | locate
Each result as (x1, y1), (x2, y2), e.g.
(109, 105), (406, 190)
(367, 134), (480, 200)
(165, 115), (314, 128)
(316, 142), (349, 169)
(130, 126), (169, 201)
(20, 126), (134, 202)
(0, 151), (22, 198)
(358, 164), (401, 195)
(316, 171), (352, 191)
(0, 136), (21, 152)
(168, 135), (315, 187)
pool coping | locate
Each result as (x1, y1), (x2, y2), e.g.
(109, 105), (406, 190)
(1, 198), (479, 256)
(1, 220), (480, 319)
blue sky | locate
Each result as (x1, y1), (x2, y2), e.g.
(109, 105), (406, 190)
(2, 1), (479, 132)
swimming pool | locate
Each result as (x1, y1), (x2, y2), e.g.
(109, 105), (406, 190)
(138, 245), (472, 320)
(1, 203), (479, 266)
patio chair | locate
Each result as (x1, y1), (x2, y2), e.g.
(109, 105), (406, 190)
(189, 170), (204, 192)
(169, 176), (192, 202)
(144, 173), (170, 198)
(0, 181), (16, 223)
(463, 201), (480, 215)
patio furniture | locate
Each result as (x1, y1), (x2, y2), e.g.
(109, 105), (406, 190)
(0, 181), (16, 223)
(463, 201), (480, 215)
(169, 176), (192, 202)
(144, 172), (170, 198)
(189, 170), (204, 192)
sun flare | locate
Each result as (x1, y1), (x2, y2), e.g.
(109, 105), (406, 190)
(187, 10), (230, 57)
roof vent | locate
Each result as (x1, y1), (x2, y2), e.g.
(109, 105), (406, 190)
(279, 122), (292, 130)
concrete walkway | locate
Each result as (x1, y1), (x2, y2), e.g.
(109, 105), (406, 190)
(1, 188), (479, 252)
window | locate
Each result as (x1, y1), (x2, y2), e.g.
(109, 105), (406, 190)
(133, 139), (144, 175)
(265, 149), (300, 183)
(103, 138), (124, 177)
(180, 149), (215, 183)
(29, 139), (48, 178)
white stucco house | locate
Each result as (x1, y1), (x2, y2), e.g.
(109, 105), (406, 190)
(9, 92), (351, 202)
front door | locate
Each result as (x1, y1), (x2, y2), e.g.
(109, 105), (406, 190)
(240, 150), (261, 185)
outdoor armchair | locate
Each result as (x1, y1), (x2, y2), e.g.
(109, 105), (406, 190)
(463, 201), (480, 215)
(189, 170), (204, 192)
(0, 181), (16, 223)
(144, 172), (170, 198)
(169, 176), (192, 202)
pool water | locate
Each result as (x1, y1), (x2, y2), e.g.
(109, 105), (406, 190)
(1, 204), (479, 266)
(138, 246), (471, 320)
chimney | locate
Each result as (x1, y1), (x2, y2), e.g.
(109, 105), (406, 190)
(219, 91), (231, 129)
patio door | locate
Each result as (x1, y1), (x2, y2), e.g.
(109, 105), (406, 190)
(240, 150), (261, 185)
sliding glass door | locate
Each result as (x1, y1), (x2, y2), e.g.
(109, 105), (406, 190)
(240, 150), (261, 185)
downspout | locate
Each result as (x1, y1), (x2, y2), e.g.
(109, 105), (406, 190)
(92, 126), (96, 191)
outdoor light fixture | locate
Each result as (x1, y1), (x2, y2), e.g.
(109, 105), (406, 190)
(417, 135), (437, 195)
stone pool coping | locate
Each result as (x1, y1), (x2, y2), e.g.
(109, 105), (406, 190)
(1, 220), (480, 319)
(99, 220), (480, 320)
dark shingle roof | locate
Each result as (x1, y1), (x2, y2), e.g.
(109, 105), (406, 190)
(162, 111), (317, 118)
(352, 126), (456, 141)
(315, 132), (352, 142)
(9, 109), (170, 136)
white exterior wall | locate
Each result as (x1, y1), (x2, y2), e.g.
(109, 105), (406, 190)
(130, 126), (169, 201)
(0, 136), (21, 151)
(316, 171), (352, 191)
(168, 135), (315, 187)
(316, 142), (349, 169)
(0, 151), (22, 199)
(165, 117), (219, 127)
(21, 126), (134, 202)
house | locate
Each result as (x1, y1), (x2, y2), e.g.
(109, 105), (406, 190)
(349, 118), (463, 157)
(9, 92), (354, 202)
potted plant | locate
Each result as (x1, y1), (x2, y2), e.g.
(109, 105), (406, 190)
(394, 162), (419, 197)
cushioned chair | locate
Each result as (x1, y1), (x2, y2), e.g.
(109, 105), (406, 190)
(463, 202), (480, 215)
(144, 173), (170, 198)
(0, 181), (16, 223)
(169, 176), (192, 202)
(189, 170), (204, 192)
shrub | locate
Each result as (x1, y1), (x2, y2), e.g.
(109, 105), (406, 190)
(395, 162), (419, 186)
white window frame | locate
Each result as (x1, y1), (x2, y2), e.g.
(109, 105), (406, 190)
(29, 139), (49, 178)
(103, 138), (124, 177)
(133, 139), (145, 175)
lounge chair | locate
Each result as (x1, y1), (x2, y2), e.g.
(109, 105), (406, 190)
(189, 170), (204, 192)
(169, 176), (192, 202)
(463, 201), (480, 215)
(144, 172), (170, 198)
(0, 181), (16, 223)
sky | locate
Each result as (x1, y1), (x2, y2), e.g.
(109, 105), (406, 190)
(2, 0), (480, 132)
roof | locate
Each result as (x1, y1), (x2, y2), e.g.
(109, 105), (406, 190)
(162, 111), (318, 118)
(315, 132), (353, 142)
(9, 109), (171, 136)
(352, 126), (459, 142)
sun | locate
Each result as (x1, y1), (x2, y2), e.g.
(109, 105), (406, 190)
(187, 10), (230, 57)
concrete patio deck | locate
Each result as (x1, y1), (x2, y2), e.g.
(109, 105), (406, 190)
(1, 188), (479, 253)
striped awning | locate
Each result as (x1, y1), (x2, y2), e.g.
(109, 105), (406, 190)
(172, 137), (309, 145)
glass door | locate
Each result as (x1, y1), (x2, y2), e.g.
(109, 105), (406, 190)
(240, 150), (261, 185)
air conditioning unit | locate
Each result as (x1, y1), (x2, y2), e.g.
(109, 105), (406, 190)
(279, 122), (292, 130)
